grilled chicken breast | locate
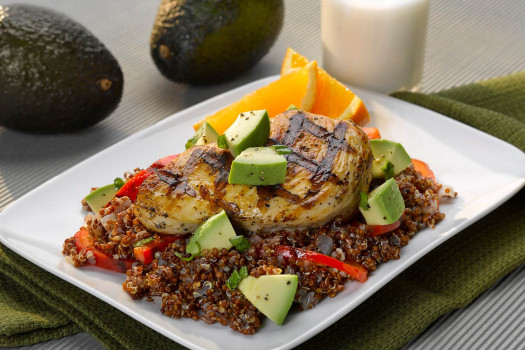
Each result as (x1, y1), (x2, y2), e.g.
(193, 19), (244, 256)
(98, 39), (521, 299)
(134, 110), (373, 234)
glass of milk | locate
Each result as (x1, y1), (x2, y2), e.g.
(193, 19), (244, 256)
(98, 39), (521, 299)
(321, 0), (430, 94)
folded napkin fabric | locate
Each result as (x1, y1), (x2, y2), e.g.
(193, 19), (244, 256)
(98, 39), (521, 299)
(0, 72), (524, 350)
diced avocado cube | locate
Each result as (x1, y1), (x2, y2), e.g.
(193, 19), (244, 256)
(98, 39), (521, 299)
(224, 110), (270, 157)
(228, 147), (287, 186)
(286, 104), (299, 111)
(370, 139), (412, 178)
(238, 274), (298, 325)
(186, 210), (237, 254)
(186, 122), (220, 149)
(84, 184), (119, 212)
(359, 178), (405, 225)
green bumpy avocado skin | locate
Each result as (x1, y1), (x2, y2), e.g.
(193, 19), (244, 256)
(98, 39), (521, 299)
(0, 4), (123, 133)
(150, 0), (284, 85)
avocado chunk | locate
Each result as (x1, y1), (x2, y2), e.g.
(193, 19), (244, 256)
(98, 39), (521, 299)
(229, 147), (287, 185)
(186, 122), (220, 149)
(84, 184), (119, 213)
(370, 139), (412, 179)
(150, 0), (284, 85)
(224, 110), (271, 157)
(0, 5), (123, 133)
(186, 210), (237, 255)
(359, 178), (405, 225)
(238, 274), (298, 325)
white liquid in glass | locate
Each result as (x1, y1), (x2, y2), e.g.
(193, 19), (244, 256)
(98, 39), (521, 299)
(322, 0), (430, 94)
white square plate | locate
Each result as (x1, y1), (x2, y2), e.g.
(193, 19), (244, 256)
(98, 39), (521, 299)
(1, 76), (524, 350)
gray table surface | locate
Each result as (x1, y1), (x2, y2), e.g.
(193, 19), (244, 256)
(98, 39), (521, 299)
(1, 0), (524, 349)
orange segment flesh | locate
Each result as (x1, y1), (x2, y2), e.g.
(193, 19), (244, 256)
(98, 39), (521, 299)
(281, 48), (370, 126)
(281, 48), (309, 76)
(194, 61), (317, 134)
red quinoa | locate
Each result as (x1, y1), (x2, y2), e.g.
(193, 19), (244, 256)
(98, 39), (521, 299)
(63, 164), (454, 334)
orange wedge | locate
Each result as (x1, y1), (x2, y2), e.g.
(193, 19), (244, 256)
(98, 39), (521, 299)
(281, 48), (370, 126)
(194, 61), (317, 134)
(281, 48), (309, 76)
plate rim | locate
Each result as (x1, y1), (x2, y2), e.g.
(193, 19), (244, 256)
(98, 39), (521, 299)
(1, 75), (524, 350)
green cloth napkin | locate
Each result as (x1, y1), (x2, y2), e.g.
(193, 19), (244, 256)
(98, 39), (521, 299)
(1, 72), (524, 349)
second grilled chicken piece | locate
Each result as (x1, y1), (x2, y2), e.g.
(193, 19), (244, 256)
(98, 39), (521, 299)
(134, 110), (373, 234)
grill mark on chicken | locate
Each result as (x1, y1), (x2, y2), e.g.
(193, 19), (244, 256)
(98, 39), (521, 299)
(285, 152), (319, 173)
(310, 122), (350, 190)
(156, 148), (232, 199)
(199, 185), (240, 215)
(157, 168), (196, 197)
(269, 112), (356, 193)
(281, 111), (306, 145)
(257, 185), (301, 206)
(200, 150), (232, 193)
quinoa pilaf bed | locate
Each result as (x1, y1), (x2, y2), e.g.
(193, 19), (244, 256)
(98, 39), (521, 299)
(63, 164), (456, 334)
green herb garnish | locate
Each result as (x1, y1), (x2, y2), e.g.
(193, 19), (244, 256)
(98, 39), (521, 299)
(114, 177), (125, 189)
(229, 235), (251, 253)
(382, 161), (395, 180)
(133, 236), (155, 247)
(217, 134), (229, 149)
(185, 136), (198, 150)
(226, 270), (241, 290)
(174, 252), (197, 261)
(286, 104), (299, 111)
(359, 191), (369, 210)
(186, 240), (201, 256)
(226, 266), (249, 290)
(239, 265), (249, 279)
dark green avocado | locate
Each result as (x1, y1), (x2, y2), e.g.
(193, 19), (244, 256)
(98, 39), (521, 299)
(0, 4), (123, 133)
(150, 0), (284, 85)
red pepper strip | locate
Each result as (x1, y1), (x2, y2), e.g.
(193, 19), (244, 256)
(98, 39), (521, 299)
(362, 127), (381, 140)
(369, 215), (403, 237)
(412, 158), (436, 184)
(276, 245), (368, 282)
(116, 154), (180, 202)
(149, 154), (179, 169)
(115, 169), (151, 202)
(133, 234), (181, 264)
(74, 229), (134, 273)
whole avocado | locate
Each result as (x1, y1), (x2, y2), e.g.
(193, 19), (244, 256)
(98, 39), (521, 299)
(0, 4), (123, 133)
(150, 0), (284, 85)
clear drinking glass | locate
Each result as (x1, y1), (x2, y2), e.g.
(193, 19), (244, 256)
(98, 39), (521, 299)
(321, 0), (430, 94)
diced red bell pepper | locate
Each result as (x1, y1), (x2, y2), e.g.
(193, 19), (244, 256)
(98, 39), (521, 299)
(116, 154), (180, 202)
(276, 245), (368, 282)
(412, 158), (436, 184)
(133, 234), (182, 264)
(149, 154), (179, 169)
(115, 169), (151, 202)
(362, 127), (381, 140)
(74, 229), (134, 273)
(369, 215), (403, 237)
